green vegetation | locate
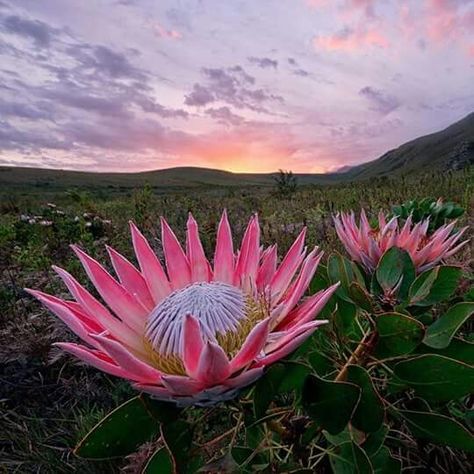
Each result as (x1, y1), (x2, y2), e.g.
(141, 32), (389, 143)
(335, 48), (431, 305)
(0, 167), (472, 472)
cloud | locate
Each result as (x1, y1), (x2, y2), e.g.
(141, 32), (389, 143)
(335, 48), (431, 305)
(184, 84), (215, 106)
(314, 26), (389, 51)
(65, 44), (146, 80)
(248, 56), (278, 69)
(0, 98), (55, 120)
(342, 0), (376, 18)
(1, 14), (58, 48)
(151, 21), (182, 39)
(184, 66), (284, 113)
(359, 86), (401, 114)
(205, 106), (244, 126)
(293, 68), (310, 77)
(0, 8), (190, 163)
(397, 1), (474, 57)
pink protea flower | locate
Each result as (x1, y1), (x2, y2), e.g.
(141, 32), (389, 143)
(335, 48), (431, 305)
(334, 210), (468, 273)
(27, 212), (337, 406)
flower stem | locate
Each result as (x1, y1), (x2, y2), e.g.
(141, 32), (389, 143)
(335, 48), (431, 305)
(334, 330), (378, 382)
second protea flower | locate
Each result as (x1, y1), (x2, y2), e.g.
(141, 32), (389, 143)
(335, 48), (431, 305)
(27, 212), (337, 405)
(334, 210), (468, 273)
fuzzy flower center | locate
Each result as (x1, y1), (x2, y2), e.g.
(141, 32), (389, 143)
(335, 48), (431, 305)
(144, 282), (267, 374)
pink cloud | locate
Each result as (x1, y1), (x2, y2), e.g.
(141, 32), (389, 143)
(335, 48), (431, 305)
(314, 26), (389, 51)
(343, 0), (376, 18)
(425, 0), (459, 42)
(151, 22), (182, 40)
(305, 0), (330, 8)
(396, 1), (473, 57)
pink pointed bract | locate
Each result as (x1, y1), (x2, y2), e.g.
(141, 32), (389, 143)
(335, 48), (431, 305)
(333, 210), (468, 273)
(27, 212), (338, 406)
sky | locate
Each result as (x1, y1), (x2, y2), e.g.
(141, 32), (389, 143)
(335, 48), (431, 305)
(0, 0), (473, 174)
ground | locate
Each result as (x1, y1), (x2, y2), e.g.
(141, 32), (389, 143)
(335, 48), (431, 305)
(0, 168), (472, 473)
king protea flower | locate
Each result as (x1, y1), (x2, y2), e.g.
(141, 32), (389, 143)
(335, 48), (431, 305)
(334, 210), (468, 273)
(27, 212), (337, 406)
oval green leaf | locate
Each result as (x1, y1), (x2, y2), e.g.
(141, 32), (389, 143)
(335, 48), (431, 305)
(329, 441), (374, 474)
(371, 446), (401, 474)
(409, 266), (462, 307)
(160, 420), (193, 473)
(417, 338), (474, 365)
(75, 396), (160, 460)
(423, 302), (474, 349)
(328, 253), (366, 303)
(302, 374), (360, 435)
(394, 354), (474, 401)
(376, 247), (415, 299)
(400, 410), (474, 452)
(375, 313), (424, 358)
(346, 365), (385, 433)
(143, 447), (173, 474)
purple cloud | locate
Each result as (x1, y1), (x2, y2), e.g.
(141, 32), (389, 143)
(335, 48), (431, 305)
(205, 106), (244, 126)
(359, 86), (401, 114)
(185, 66), (283, 113)
(248, 56), (278, 69)
(1, 14), (57, 48)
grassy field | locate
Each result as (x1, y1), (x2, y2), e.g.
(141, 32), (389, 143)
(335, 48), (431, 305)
(0, 167), (473, 473)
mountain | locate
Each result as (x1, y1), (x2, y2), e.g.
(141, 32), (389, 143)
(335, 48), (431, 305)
(0, 165), (340, 195)
(343, 112), (474, 180)
(1, 112), (472, 194)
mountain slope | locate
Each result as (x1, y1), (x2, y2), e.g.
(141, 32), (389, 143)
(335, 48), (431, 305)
(0, 165), (340, 195)
(1, 112), (472, 194)
(344, 112), (474, 179)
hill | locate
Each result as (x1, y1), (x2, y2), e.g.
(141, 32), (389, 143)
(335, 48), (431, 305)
(1, 112), (472, 196)
(343, 112), (474, 179)
(0, 165), (341, 196)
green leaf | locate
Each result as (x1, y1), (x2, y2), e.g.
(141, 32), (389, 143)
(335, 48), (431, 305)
(423, 302), (474, 349)
(328, 253), (366, 303)
(408, 267), (440, 305)
(362, 425), (388, 457)
(334, 299), (361, 341)
(349, 282), (373, 312)
(376, 247), (415, 299)
(302, 374), (360, 435)
(310, 264), (329, 294)
(141, 396), (182, 424)
(400, 410), (474, 452)
(143, 448), (173, 474)
(394, 354), (474, 401)
(278, 361), (311, 393)
(75, 396), (160, 459)
(253, 362), (309, 418)
(409, 266), (461, 306)
(417, 338), (474, 365)
(370, 447), (401, 474)
(308, 351), (336, 378)
(329, 441), (374, 474)
(411, 266), (462, 307)
(160, 420), (193, 473)
(253, 364), (286, 419)
(346, 366), (385, 433)
(375, 313), (424, 358)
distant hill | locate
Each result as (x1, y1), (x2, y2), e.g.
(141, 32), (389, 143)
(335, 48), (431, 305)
(1, 112), (472, 195)
(0, 165), (340, 195)
(343, 112), (474, 179)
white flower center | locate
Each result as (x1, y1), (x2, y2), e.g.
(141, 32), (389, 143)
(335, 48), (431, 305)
(145, 282), (246, 357)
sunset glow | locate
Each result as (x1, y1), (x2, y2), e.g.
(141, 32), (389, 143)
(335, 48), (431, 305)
(0, 0), (473, 173)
